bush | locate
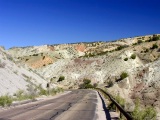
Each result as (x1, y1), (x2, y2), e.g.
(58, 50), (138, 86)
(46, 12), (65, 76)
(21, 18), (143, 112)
(79, 79), (94, 89)
(152, 35), (159, 41)
(124, 58), (128, 61)
(115, 95), (125, 108)
(151, 43), (158, 49)
(49, 88), (57, 95)
(57, 76), (65, 82)
(39, 88), (48, 95)
(120, 72), (128, 80)
(148, 35), (160, 42)
(83, 79), (91, 84)
(0, 95), (13, 107)
(130, 54), (136, 59)
(116, 46), (126, 51)
(132, 99), (157, 120)
(138, 40), (143, 44)
(141, 107), (157, 120)
(107, 80), (114, 87)
(14, 90), (26, 101)
(38, 85), (48, 96)
(108, 94), (125, 112)
(33, 54), (38, 56)
(14, 92), (35, 101)
(97, 51), (108, 56)
(133, 43), (138, 46)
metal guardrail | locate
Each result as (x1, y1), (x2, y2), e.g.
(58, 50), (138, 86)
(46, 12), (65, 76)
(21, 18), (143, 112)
(96, 88), (133, 120)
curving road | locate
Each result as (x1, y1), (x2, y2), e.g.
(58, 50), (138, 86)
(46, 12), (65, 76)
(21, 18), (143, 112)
(0, 90), (109, 120)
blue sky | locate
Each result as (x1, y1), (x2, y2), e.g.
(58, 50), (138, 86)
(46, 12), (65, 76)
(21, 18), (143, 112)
(0, 0), (160, 49)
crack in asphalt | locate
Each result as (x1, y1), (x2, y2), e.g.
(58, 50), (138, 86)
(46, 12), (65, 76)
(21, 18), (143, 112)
(49, 102), (73, 120)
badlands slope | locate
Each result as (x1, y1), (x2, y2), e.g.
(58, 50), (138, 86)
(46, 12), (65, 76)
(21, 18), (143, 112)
(2, 34), (160, 116)
(0, 47), (53, 96)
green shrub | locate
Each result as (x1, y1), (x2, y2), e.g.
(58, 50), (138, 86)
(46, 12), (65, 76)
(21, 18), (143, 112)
(151, 43), (158, 49)
(124, 58), (128, 61)
(116, 46), (126, 51)
(15, 93), (34, 101)
(39, 88), (48, 95)
(0, 95), (13, 107)
(115, 95), (125, 108)
(83, 79), (91, 84)
(130, 54), (136, 59)
(152, 35), (159, 41)
(33, 54), (38, 56)
(133, 43), (138, 46)
(141, 107), (157, 120)
(148, 35), (160, 42)
(138, 40), (143, 44)
(108, 94), (125, 114)
(50, 88), (57, 95)
(57, 76), (65, 82)
(132, 99), (157, 120)
(14, 88), (37, 101)
(85, 84), (93, 88)
(88, 53), (96, 57)
(107, 80), (114, 87)
(120, 72), (128, 80)
(15, 90), (26, 101)
(79, 79), (93, 89)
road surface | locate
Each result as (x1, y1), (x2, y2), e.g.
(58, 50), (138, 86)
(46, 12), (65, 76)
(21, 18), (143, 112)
(0, 89), (109, 120)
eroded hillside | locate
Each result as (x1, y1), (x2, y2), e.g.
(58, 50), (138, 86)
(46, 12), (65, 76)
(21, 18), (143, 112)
(0, 47), (54, 96)
(6, 34), (160, 118)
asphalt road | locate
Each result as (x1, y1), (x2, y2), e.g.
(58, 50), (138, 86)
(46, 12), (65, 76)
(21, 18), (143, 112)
(0, 89), (108, 120)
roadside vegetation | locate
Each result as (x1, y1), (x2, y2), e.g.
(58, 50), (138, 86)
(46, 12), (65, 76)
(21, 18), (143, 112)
(0, 86), (64, 107)
(79, 79), (97, 89)
(108, 94), (125, 110)
(13, 90), (36, 101)
(0, 95), (12, 107)
(132, 99), (157, 120)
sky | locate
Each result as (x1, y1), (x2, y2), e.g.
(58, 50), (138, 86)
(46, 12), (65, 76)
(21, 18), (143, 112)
(0, 0), (160, 49)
